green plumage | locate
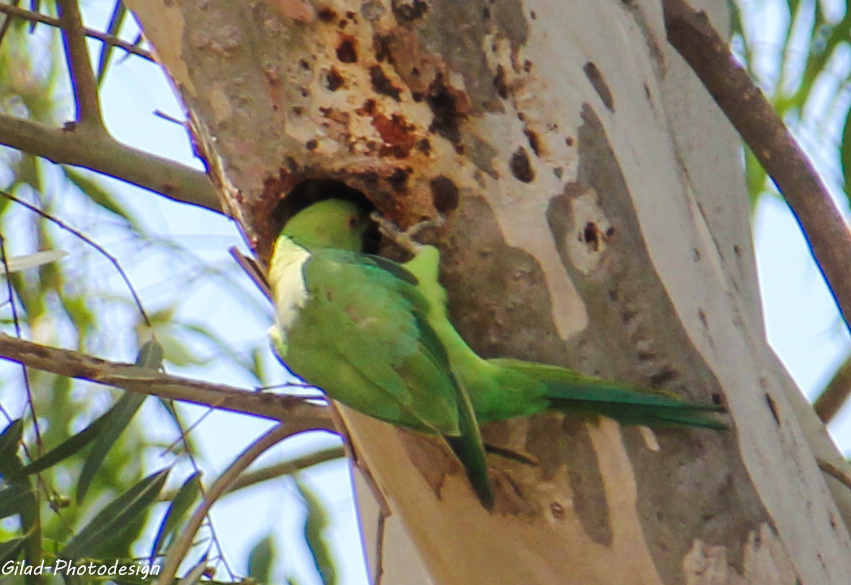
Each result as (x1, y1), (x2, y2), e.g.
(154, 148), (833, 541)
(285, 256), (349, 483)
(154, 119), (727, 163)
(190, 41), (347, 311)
(268, 199), (725, 509)
(269, 200), (493, 507)
(399, 239), (725, 429)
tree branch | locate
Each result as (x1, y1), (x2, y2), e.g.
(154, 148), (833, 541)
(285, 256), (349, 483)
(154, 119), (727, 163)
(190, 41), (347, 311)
(159, 446), (345, 500)
(814, 355), (851, 423)
(0, 3), (153, 61)
(663, 0), (851, 334)
(0, 114), (220, 211)
(0, 0), (219, 211)
(57, 0), (103, 128)
(0, 332), (333, 428)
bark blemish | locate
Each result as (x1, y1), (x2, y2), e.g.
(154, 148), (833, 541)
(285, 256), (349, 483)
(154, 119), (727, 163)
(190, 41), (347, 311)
(430, 176), (460, 213)
(524, 127), (541, 156)
(336, 36), (358, 63)
(493, 65), (509, 99)
(765, 394), (780, 425)
(509, 147), (534, 182)
(317, 7), (337, 22)
(583, 62), (614, 111)
(324, 67), (344, 91)
(392, 0), (430, 23)
(368, 112), (418, 158)
(426, 73), (465, 152)
(369, 65), (402, 101)
(556, 185), (612, 274)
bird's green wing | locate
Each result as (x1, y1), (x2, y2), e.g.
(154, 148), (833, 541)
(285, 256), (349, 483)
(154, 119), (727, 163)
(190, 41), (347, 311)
(282, 249), (460, 435)
(279, 249), (493, 506)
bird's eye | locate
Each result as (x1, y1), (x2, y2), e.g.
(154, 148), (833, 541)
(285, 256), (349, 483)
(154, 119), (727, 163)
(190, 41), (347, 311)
(347, 214), (358, 228)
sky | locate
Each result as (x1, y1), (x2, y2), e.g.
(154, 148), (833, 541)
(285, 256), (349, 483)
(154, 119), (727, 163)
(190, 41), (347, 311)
(5, 3), (851, 585)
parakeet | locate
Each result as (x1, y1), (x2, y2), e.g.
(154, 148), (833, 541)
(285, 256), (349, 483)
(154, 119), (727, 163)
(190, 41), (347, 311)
(400, 244), (726, 429)
(268, 199), (726, 507)
(268, 199), (493, 507)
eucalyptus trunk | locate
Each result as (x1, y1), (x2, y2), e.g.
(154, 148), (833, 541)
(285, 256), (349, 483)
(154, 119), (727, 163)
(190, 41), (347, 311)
(126, 0), (851, 583)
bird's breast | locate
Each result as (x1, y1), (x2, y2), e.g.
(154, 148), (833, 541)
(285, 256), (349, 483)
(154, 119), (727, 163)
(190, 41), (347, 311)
(269, 237), (311, 344)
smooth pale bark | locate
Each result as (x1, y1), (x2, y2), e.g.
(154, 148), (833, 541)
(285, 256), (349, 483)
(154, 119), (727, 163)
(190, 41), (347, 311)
(125, 0), (851, 583)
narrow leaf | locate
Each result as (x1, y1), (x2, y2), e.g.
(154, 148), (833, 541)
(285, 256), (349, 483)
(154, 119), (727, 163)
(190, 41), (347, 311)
(1, 250), (67, 273)
(76, 391), (146, 503)
(841, 107), (851, 207)
(247, 535), (275, 584)
(63, 167), (141, 231)
(0, 420), (24, 478)
(136, 338), (165, 369)
(21, 417), (104, 476)
(76, 340), (162, 502)
(0, 538), (24, 564)
(295, 480), (335, 585)
(0, 483), (35, 519)
(96, 2), (128, 85)
(62, 469), (169, 559)
(150, 471), (202, 561)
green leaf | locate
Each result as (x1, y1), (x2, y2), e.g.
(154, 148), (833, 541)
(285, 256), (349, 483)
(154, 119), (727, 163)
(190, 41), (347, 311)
(76, 391), (146, 503)
(61, 469), (169, 559)
(75, 340), (162, 502)
(158, 332), (204, 367)
(137, 338), (165, 369)
(295, 479), (335, 585)
(150, 471), (202, 561)
(0, 538), (24, 564)
(21, 417), (105, 476)
(842, 107), (851, 203)
(0, 420), (24, 478)
(96, 2), (128, 85)
(63, 166), (142, 232)
(247, 534), (276, 585)
(0, 483), (35, 520)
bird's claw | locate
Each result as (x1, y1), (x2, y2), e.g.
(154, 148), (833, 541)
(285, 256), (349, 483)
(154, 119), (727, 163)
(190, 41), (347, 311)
(370, 211), (446, 255)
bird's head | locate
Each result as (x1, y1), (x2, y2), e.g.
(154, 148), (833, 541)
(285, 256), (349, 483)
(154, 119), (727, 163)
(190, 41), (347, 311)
(280, 199), (370, 251)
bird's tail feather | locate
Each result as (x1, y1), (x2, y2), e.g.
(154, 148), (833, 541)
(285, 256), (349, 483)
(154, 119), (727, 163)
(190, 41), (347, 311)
(447, 380), (494, 509)
(492, 358), (727, 430)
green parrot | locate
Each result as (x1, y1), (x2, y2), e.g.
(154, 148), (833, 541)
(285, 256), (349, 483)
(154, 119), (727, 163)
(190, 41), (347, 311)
(268, 199), (726, 507)
(268, 198), (494, 507)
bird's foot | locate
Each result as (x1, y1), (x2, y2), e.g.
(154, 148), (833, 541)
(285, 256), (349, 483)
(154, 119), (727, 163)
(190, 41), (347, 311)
(370, 211), (445, 255)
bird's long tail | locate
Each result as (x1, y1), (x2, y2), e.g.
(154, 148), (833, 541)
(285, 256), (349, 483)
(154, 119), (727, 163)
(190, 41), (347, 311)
(491, 358), (727, 430)
(446, 381), (495, 508)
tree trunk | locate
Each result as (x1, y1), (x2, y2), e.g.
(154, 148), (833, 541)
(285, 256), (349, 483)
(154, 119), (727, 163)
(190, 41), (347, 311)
(125, 0), (851, 583)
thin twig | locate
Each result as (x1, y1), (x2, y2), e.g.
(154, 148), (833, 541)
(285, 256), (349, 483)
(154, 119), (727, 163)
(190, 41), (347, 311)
(0, 115), (219, 210)
(157, 405), (236, 581)
(1, 190), (153, 327)
(814, 354), (851, 423)
(158, 446), (345, 500)
(57, 0), (103, 128)
(156, 423), (308, 585)
(817, 457), (851, 492)
(0, 2), (153, 61)
(663, 0), (851, 335)
(0, 332), (334, 427)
